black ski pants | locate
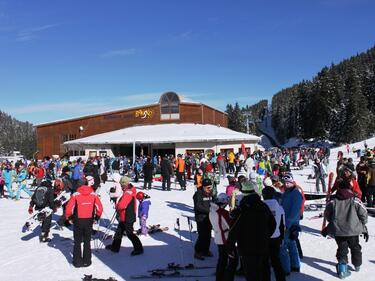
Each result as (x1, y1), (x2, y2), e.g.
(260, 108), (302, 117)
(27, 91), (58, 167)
(195, 218), (212, 255)
(216, 245), (237, 281)
(143, 179), (152, 190)
(111, 222), (143, 252)
(335, 236), (362, 267)
(177, 171), (186, 189)
(73, 218), (93, 266)
(41, 214), (52, 237)
(162, 175), (171, 190)
(242, 254), (270, 281)
(269, 237), (286, 281)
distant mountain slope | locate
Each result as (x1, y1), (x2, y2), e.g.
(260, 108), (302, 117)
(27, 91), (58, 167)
(0, 111), (36, 158)
(271, 45), (375, 144)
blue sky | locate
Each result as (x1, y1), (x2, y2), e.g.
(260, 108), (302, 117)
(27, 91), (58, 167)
(0, 0), (374, 124)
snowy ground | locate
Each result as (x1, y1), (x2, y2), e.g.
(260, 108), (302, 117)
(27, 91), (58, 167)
(1, 138), (375, 281)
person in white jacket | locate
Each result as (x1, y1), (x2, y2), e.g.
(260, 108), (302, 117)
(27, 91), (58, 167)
(263, 185), (286, 281)
(209, 193), (237, 281)
(109, 173), (123, 204)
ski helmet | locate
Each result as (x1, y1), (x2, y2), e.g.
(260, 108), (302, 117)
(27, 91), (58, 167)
(282, 173), (294, 184)
(136, 191), (145, 201)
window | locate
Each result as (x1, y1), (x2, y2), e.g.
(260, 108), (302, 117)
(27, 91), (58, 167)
(160, 92), (180, 120)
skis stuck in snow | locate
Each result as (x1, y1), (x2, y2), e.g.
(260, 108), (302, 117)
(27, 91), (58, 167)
(130, 270), (213, 279)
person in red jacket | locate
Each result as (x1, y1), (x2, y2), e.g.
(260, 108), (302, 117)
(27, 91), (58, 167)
(332, 166), (362, 199)
(65, 178), (103, 268)
(105, 176), (144, 255)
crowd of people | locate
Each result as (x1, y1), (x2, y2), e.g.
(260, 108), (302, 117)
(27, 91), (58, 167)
(0, 143), (373, 280)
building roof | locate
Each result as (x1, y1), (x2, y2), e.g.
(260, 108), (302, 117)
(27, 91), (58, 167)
(34, 92), (222, 127)
(64, 123), (260, 145)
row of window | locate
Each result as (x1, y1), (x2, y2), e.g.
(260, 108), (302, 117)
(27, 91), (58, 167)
(62, 134), (77, 142)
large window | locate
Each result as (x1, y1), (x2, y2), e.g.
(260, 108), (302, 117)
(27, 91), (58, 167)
(160, 92), (180, 120)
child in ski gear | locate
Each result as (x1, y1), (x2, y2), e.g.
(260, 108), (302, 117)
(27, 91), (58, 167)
(1, 164), (14, 199)
(106, 176), (144, 255)
(262, 185), (286, 281)
(65, 180), (103, 267)
(193, 178), (213, 260)
(203, 164), (219, 197)
(109, 173), (122, 204)
(324, 180), (368, 279)
(332, 165), (362, 199)
(280, 174), (303, 275)
(227, 181), (276, 281)
(15, 164), (32, 200)
(226, 176), (236, 198)
(209, 193), (237, 281)
(136, 191), (151, 235)
(28, 180), (56, 242)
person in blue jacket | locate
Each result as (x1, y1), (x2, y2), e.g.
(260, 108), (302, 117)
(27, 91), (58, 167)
(2, 164), (14, 199)
(15, 163), (32, 200)
(136, 191), (151, 235)
(280, 173), (303, 275)
(72, 159), (83, 190)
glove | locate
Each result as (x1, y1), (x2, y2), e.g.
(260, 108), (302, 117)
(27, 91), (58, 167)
(363, 225), (369, 242)
(28, 205), (33, 215)
(53, 207), (57, 213)
(363, 232), (369, 242)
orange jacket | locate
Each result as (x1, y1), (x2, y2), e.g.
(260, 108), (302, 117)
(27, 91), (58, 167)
(176, 158), (185, 173)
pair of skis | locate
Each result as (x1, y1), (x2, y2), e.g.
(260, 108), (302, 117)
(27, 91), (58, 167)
(130, 263), (215, 279)
(321, 172), (334, 235)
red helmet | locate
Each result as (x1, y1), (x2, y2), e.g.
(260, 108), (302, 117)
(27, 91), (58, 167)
(136, 191), (145, 201)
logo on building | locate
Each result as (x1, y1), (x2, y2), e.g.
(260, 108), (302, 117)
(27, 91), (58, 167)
(135, 109), (153, 119)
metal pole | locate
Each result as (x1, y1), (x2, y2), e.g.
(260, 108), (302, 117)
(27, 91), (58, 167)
(133, 139), (136, 166)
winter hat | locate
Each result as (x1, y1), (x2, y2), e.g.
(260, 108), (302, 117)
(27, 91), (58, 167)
(77, 178), (87, 188)
(228, 176), (236, 185)
(241, 181), (256, 194)
(263, 177), (273, 188)
(62, 166), (70, 174)
(136, 191), (150, 201)
(86, 176), (94, 186)
(262, 186), (276, 200)
(202, 178), (212, 187)
(119, 176), (130, 186)
(215, 193), (229, 206)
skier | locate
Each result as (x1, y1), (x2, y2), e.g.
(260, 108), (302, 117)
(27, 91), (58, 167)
(193, 178), (213, 260)
(160, 156), (172, 191)
(15, 163), (32, 200)
(1, 164), (14, 199)
(28, 180), (55, 242)
(142, 156), (154, 190)
(262, 185), (286, 281)
(209, 193), (237, 281)
(366, 160), (375, 207)
(108, 172), (122, 205)
(65, 178), (103, 267)
(106, 176), (144, 255)
(136, 191), (151, 235)
(324, 180), (368, 279)
(175, 154), (186, 190)
(279, 174), (303, 275)
(227, 181), (276, 281)
(312, 158), (327, 193)
(356, 156), (368, 203)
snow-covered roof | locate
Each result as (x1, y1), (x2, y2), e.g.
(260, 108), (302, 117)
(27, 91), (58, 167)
(64, 123), (260, 145)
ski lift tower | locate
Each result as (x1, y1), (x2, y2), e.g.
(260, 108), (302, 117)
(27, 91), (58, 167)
(243, 111), (252, 134)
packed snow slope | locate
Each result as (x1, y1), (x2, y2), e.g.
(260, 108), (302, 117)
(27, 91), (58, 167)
(1, 138), (375, 281)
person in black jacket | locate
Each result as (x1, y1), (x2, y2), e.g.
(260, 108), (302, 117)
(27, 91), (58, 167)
(83, 159), (100, 190)
(161, 156), (172, 191)
(143, 157), (154, 190)
(193, 178), (213, 260)
(28, 180), (56, 242)
(227, 181), (276, 281)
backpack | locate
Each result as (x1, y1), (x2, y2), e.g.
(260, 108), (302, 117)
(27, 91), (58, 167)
(33, 186), (48, 208)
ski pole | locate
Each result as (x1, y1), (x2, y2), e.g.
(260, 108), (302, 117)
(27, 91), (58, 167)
(186, 216), (196, 268)
(175, 218), (185, 266)
(97, 211), (116, 249)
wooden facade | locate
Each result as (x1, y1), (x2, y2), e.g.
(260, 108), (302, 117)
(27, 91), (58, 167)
(35, 96), (228, 158)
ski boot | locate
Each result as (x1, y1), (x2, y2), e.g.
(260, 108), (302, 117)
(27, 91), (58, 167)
(354, 266), (360, 272)
(336, 263), (351, 279)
